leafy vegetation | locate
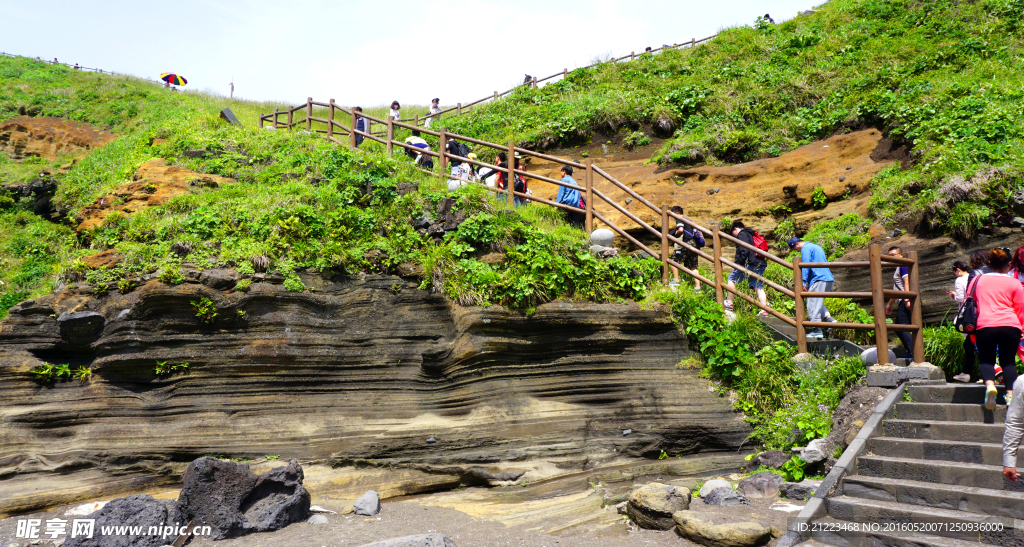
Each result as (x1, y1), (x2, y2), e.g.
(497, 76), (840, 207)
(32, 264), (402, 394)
(655, 285), (866, 476)
(154, 361), (190, 375)
(0, 55), (661, 319)
(446, 0), (1024, 237)
(29, 362), (91, 383)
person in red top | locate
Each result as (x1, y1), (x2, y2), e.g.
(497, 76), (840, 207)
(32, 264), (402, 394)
(971, 248), (1024, 410)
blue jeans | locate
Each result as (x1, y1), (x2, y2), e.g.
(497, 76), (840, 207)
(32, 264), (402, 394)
(728, 263), (766, 289)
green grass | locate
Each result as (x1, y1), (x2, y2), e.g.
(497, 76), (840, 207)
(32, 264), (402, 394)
(0, 55), (663, 319)
(444, 0), (1024, 238)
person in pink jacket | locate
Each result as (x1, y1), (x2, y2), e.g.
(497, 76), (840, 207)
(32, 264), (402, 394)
(972, 248), (1024, 410)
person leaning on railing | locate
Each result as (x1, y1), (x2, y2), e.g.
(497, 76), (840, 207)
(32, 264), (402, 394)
(788, 237), (838, 339)
(555, 166), (585, 228)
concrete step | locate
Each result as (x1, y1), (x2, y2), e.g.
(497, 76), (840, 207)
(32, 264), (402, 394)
(824, 496), (1021, 544)
(882, 419), (1004, 443)
(894, 402), (1005, 423)
(808, 516), (988, 547)
(842, 475), (1024, 520)
(856, 455), (1024, 492)
(868, 437), (1023, 467)
(908, 384), (1007, 405)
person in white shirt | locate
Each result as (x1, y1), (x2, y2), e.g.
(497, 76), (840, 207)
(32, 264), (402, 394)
(950, 261), (974, 383)
(425, 98), (440, 129)
(389, 101), (401, 121)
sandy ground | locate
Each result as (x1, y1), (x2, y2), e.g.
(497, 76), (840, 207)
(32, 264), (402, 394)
(0, 489), (801, 547)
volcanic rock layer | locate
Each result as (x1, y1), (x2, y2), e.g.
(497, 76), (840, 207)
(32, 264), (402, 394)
(0, 274), (749, 517)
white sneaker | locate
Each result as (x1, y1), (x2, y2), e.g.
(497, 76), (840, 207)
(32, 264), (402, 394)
(757, 310), (770, 318)
(952, 373), (971, 383)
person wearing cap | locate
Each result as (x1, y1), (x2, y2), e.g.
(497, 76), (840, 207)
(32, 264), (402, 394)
(426, 98), (440, 129)
(789, 237), (836, 339)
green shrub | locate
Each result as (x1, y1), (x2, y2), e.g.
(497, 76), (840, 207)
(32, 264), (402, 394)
(622, 131), (651, 150)
(924, 324), (967, 379)
(191, 297), (217, 323)
(154, 361), (190, 375)
(811, 187), (828, 210)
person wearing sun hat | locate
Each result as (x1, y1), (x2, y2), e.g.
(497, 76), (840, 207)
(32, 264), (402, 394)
(788, 236), (837, 338)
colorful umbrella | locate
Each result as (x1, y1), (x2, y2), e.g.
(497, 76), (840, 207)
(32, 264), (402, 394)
(160, 73), (187, 86)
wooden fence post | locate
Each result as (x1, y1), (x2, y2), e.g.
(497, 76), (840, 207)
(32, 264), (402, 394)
(691, 38), (695, 47)
(457, 102), (462, 116)
(507, 142), (516, 207)
(563, 68), (568, 78)
(305, 97), (312, 131)
(792, 255), (808, 355)
(272, 109), (279, 128)
(350, 107), (358, 148)
(712, 226), (724, 305)
(908, 250), (925, 363)
(869, 244), (890, 365)
(585, 159), (594, 233)
(532, 76), (537, 88)
(287, 107), (293, 130)
(494, 91), (498, 101)
(386, 116), (394, 155)
(327, 99), (334, 141)
(414, 113), (419, 128)
(631, 51), (635, 60)
(661, 207), (670, 284)
(259, 114), (264, 129)
(439, 130), (448, 175)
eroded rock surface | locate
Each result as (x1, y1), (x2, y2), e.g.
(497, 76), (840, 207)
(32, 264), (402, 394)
(76, 158), (235, 231)
(0, 117), (117, 161)
(0, 274), (750, 517)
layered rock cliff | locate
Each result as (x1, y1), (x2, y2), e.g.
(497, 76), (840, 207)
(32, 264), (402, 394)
(0, 274), (750, 517)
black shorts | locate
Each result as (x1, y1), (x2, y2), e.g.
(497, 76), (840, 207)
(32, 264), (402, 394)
(674, 247), (698, 270)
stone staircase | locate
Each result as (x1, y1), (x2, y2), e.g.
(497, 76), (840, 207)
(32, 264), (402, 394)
(808, 383), (1024, 546)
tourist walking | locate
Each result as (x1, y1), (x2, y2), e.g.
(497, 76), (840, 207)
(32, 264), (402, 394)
(425, 98), (440, 128)
(723, 221), (770, 315)
(354, 106), (366, 147)
(970, 248), (1024, 410)
(389, 101), (401, 121)
(1012, 246), (1024, 364)
(968, 250), (991, 285)
(789, 237), (837, 339)
(555, 165), (585, 227)
(668, 206), (704, 292)
(885, 246), (915, 358)
(949, 261), (975, 383)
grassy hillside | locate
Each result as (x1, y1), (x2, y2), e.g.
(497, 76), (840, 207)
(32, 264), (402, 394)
(0, 56), (660, 319)
(445, 0), (1024, 238)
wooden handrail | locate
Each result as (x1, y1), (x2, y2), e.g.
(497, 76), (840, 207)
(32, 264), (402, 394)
(261, 99), (926, 361)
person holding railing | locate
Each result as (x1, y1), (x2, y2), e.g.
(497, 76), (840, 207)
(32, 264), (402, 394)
(723, 221), (770, 316)
(788, 237), (837, 339)
(885, 246), (916, 358)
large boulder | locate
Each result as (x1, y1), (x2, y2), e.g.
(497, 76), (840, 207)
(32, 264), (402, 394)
(799, 439), (828, 465)
(57, 311), (105, 345)
(703, 487), (751, 506)
(737, 472), (782, 499)
(358, 534), (457, 547)
(780, 480), (818, 500)
(625, 482), (691, 530)
(65, 495), (177, 547)
(699, 479), (733, 498)
(199, 269), (238, 290)
(674, 512), (772, 547)
(175, 457), (310, 540)
(353, 490), (382, 516)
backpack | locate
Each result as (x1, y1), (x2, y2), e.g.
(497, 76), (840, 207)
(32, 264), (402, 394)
(448, 140), (471, 158)
(750, 230), (769, 252)
(680, 226), (706, 249)
(514, 174), (527, 194)
(578, 194), (587, 210)
(955, 275), (983, 333)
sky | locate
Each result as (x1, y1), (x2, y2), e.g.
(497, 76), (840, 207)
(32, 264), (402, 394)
(5, 0), (819, 107)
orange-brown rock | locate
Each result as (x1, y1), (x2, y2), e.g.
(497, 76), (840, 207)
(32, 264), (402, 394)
(76, 158), (234, 231)
(0, 117), (117, 161)
(81, 249), (123, 269)
(526, 129), (895, 235)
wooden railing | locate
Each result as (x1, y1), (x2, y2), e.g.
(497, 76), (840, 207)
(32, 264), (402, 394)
(410, 34), (720, 128)
(0, 52), (164, 85)
(260, 101), (924, 365)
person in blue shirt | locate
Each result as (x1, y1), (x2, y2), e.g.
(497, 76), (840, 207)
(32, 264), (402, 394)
(555, 165), (585, 228)
(789, 237), (837, 338)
